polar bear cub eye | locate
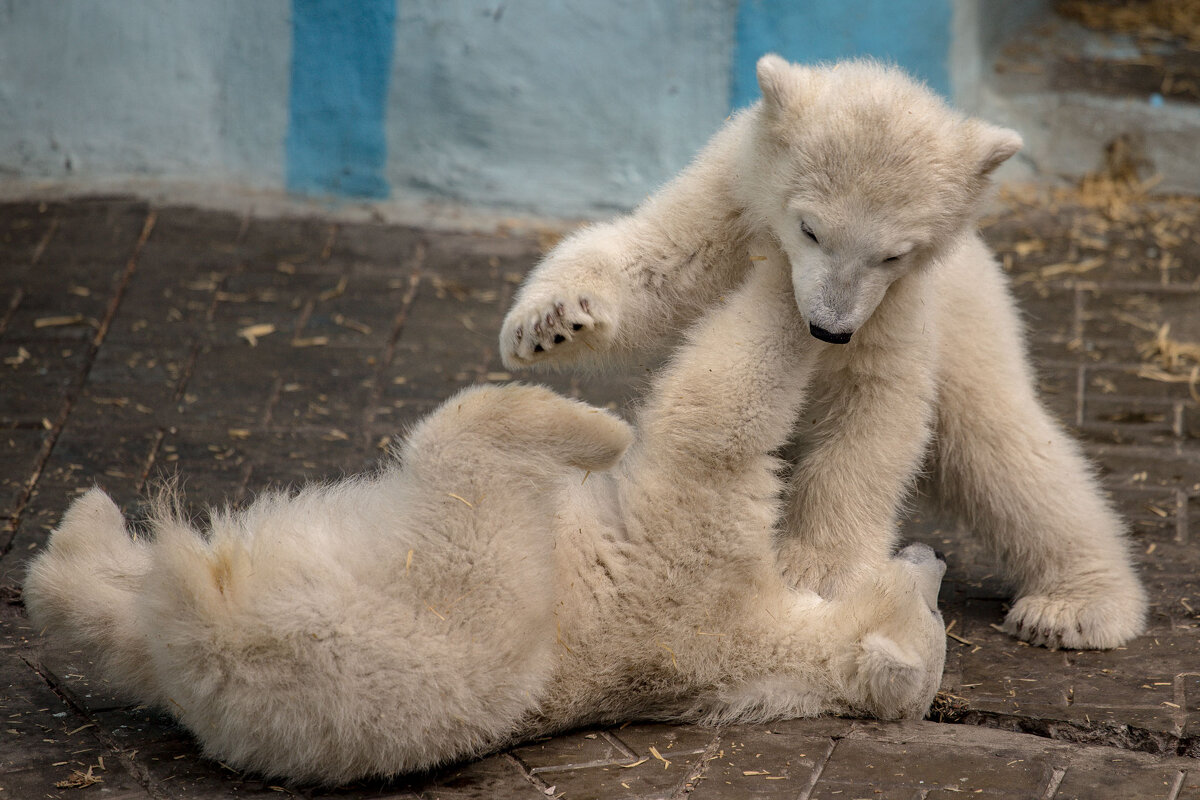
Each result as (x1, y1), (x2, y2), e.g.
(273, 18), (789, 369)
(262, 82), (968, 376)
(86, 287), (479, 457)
(800, 221), (819, 244)
(881, 244), (915, 265)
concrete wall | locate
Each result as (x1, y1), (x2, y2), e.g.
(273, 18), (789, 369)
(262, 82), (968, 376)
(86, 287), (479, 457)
(0, 0), (974, 218)
(386, 0), (737, 215)
(0, 0), (291, 189)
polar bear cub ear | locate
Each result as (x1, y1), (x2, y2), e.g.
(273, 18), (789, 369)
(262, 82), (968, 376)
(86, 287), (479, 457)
(756, 54), (813, 116)
(968, 120), (1024, 178)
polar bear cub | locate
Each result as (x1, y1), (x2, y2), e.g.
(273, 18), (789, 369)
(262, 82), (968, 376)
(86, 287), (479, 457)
(501, 56), (1146, 651)
(24, 253), (947, 785)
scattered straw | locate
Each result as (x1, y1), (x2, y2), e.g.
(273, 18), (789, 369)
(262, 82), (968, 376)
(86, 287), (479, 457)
(35, 314), (87, 328)
(1133, 324), (1200, 401)
(333, 313), (371, 335)
(1141, 324), (1200, 372)
(649, 745), (671, 769)
(947, 630), (975, 647)
(928, 691), (970, 722)
(446, 492), (474, 508)
(1056, 0), (1200, 46)
(55, 765), (103, 789)
(1052, 135), (1160, 222)
(1012, 257), (1104, 285)
(3, 346), (31, 366)
(237, 323), (275, 346)
(317, 276), (348, 302)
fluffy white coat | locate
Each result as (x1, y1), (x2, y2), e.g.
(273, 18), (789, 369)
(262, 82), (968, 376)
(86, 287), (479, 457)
(500, 56), (1146, 650)
(24, 254), (947, 785)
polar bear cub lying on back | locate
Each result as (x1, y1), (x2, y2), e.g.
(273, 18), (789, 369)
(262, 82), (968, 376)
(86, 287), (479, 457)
(24, 252), (946, 785)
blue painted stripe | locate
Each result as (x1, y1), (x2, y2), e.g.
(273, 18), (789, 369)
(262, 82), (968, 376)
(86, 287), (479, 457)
(286, 0), (397, 198)
(730, 0), (952, 110)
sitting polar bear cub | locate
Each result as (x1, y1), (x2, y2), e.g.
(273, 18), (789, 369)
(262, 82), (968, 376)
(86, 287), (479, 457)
(24, 254), (946, 785)
(502, 56), (1146, 650)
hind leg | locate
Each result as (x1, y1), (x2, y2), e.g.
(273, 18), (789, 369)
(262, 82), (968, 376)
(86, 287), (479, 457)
(402, 383), (633, 476)
(933, 241), (1145, 649)
(22, 488), (161, 700)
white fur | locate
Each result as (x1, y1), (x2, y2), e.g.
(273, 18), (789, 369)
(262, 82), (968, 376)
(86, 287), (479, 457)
(24, 255), (947, 785)
(500, 57), (1146, 650)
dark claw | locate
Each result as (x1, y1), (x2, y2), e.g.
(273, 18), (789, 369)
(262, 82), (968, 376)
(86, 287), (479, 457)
(1076, 622), (1084, 635)
(933, 550), (946, 562)
(1015, 620), (1023, 633)
(553, 334), (565, 344)
(572, 323), (583, 332)
(534, 344), (544, 353)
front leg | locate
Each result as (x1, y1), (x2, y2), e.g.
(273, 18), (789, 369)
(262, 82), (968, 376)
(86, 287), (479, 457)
(932, 238), (1146, 649)
(779, 275), (938, 597)
(501, 118), (754, 370)
(500, 220), (635, 369)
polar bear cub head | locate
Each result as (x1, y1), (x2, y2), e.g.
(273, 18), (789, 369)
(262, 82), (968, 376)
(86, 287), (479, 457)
(738, 55), (1022, 344)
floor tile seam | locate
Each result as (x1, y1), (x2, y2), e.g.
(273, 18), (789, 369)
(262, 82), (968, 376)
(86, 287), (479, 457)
(1176, 489), (1190, 544)
(668, 732), (722, 800)
(1080, 391), (1200, 407)
(502, 751), (563, 798)
(1088, 442), (1200, 459)
(796, 736), (838, 800)
(29, 214), (59, 267)
(18, 653), (162, 799)
(0, 286), (24, 338)
(366, 241), (427, 428)
(929, 710), (1199, 760)
(0, 211), (157, 561)
(856, 716), (1200, 769)
(1073, 280), (1200, 294)
(1167, 768), (1187, 800)
(1038, 766), (1066, 800)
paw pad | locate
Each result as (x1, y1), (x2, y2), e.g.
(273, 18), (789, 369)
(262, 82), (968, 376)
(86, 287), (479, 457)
(502, 294), (606, 365)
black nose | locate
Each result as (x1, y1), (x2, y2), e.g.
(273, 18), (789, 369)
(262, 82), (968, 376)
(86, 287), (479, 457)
(809, 323), (853, 344)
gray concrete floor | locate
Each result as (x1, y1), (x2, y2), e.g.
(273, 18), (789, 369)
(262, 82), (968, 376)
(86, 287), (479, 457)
(1, 186), (1199, 798)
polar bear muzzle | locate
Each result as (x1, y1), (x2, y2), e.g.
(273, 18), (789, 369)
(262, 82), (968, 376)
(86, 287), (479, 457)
(808, 323), (853, 344)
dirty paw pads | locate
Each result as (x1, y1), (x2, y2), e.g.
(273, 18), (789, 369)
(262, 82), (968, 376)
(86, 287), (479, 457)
(507, 297), (601, 363)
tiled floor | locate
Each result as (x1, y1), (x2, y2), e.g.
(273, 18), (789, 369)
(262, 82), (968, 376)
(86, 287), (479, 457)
(1, 188), (1198, 798)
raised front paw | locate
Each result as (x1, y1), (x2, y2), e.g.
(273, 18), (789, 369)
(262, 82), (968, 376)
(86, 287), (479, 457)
(500, 292), (614, 369)
(1003, 581), (1147, 650)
